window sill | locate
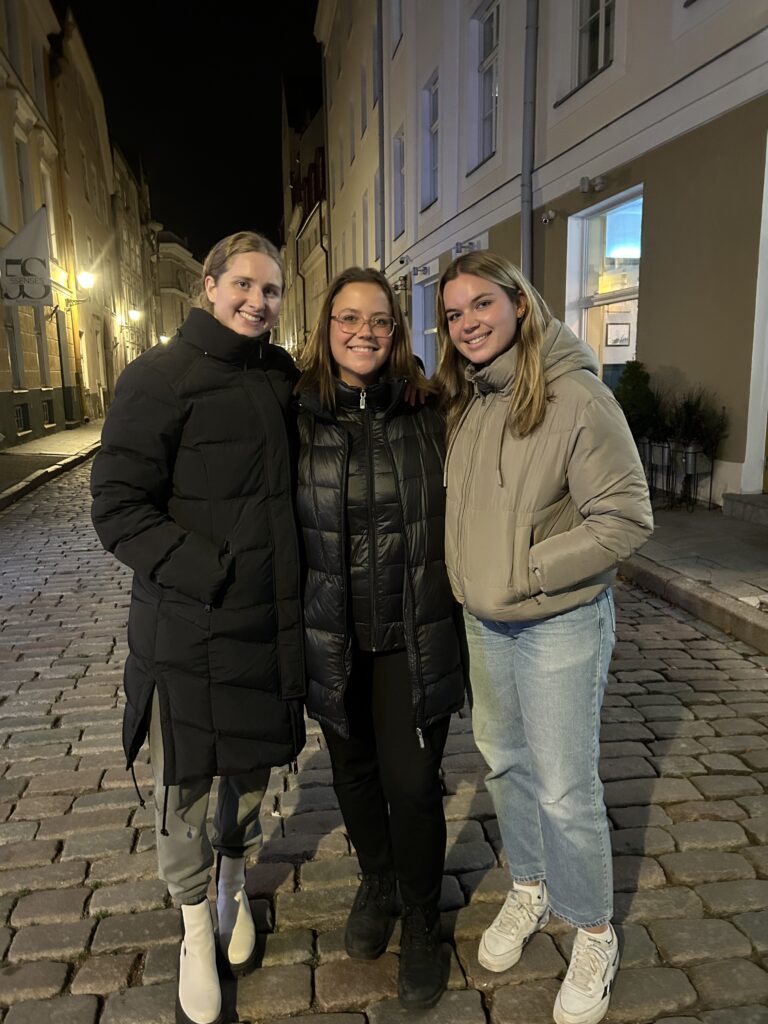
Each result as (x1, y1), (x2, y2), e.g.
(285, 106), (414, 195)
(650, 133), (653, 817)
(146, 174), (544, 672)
(466, 151), (496, 178)
(43, 422), (58, 430)
(12, 389), (29, 395)
(16, 429), (33, 438)
(420, 198), (438, 214)
(393, 229), (405, 242)
(554, 61), (613, 109)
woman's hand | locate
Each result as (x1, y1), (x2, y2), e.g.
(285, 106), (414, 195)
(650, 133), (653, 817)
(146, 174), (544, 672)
(404, 381), (428, 406)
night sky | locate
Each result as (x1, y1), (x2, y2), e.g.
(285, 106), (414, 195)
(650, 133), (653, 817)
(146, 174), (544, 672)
(61, 1), (322, 261)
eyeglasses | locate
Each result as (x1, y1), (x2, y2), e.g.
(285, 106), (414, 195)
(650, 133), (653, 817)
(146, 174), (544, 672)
(330, 313), (396, 338)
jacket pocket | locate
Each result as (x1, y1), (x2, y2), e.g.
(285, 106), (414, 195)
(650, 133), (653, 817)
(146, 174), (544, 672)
(507, 523), (535, 599)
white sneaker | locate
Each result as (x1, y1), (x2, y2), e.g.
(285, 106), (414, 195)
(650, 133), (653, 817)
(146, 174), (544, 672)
(478, 881), (550, 972)
(553, 924), (620, 1024)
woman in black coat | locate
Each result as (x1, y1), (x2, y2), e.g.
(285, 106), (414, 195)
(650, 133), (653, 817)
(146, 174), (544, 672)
(91, 232), (305, 1024)
(295, 267), (465, 1011)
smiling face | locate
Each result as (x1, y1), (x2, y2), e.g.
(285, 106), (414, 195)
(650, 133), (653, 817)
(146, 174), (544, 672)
(329, 282), (395, 388)
(204, 251), (283, 337)
(442, 272), (526, 365)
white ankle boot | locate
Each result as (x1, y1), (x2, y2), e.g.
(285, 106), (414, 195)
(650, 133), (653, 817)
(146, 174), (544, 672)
(178, 901), (223, 1024)
(216, 854), (257, 976)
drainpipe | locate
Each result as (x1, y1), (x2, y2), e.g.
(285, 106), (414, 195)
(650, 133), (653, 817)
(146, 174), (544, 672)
(520, 0), (539, 281)
(376, 0), (385, 272)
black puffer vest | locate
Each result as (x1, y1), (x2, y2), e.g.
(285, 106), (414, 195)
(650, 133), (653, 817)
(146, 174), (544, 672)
(297, 379), (465, 740)
(91, 308), (306, 785)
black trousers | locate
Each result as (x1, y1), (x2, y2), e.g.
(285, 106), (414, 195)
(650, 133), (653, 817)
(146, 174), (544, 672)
(321, 649), (450, 909)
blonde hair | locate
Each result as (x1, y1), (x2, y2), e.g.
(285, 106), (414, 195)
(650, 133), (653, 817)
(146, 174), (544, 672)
(435, 251), (552, 439)
(297, 266), (436, 408)
(196, 231), (284, 312)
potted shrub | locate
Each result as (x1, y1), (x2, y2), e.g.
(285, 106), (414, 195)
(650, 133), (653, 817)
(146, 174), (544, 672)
(614, 361), (657, 469)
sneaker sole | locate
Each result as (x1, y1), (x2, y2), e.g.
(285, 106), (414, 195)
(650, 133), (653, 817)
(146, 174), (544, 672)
(175, 995), (226, 1024)
(477, 907), (550, 973)
(552, 949), (620, 1024)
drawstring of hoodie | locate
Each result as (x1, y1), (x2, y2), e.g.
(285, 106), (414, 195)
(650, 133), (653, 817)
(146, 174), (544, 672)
(496, 417), (506, 488)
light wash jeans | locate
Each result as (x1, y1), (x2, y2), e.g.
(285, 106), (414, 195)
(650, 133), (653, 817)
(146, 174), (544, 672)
(464, 589), (615, 928)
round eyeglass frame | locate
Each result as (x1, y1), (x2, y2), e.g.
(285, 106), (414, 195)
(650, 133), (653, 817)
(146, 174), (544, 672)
(330, 314), (396, 338)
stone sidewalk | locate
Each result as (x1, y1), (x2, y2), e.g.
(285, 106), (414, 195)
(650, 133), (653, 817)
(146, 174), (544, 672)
(1, 464), (768, 1024)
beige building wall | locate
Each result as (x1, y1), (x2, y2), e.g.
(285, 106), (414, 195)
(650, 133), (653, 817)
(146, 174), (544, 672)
(157, 237), (202, 341)
(0, 0), (79, 444)
(316, 0), (768, 500)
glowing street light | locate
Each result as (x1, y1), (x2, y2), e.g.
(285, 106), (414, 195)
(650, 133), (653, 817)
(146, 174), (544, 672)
(76, 271), (95, 290)
(128, 309), (142, 322)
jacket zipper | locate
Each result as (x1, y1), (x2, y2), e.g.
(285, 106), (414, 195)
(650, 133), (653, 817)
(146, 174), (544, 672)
(363, 403), (378, 651)
(383, 427), (425, 749)
(455, 394), (486, 581)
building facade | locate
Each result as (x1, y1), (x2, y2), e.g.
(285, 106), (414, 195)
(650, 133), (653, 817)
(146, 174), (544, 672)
(277, 97), (328, 358)
(0, 0), (80, 441)
(156, 232), (202, 342)
(314, 0), (768, 501)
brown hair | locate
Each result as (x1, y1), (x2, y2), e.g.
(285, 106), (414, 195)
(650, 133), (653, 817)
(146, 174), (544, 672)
(297, 266), (436, 408)
(435, 250), (552, 439)
(195, 231), (284, 312)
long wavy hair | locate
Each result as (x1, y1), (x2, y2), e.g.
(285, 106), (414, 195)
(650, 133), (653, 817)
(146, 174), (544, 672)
(297, 266), (435, 408)
(195, 231), (284, 312)
(435, 251), (553, 440)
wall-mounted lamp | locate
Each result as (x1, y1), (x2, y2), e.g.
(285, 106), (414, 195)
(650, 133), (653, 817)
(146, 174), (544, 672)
(76, 271), (95, 290)
(128, 309), (142, 322)
(540, 210), (557, 225)
(411, 265), (431, 277)
(392, 275), (409, 294)
(159, 335), (170, 344)
(579, 175), (607, 194)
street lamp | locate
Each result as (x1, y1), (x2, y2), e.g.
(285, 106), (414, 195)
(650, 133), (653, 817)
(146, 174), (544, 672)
(128, 309), (142, 322)
(76, 271), (95, 290)
(159, 335), (170, 344)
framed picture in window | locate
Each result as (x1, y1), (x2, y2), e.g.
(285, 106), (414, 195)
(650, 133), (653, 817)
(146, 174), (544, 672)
(605, 323), (631, 347)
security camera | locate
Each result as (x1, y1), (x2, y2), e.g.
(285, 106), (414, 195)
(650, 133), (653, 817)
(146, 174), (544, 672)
(540, 209), (557, 225)
(398, 255), (411, 265)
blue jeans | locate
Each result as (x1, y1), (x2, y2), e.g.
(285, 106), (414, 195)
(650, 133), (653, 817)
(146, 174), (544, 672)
(464, 590), (615, 928)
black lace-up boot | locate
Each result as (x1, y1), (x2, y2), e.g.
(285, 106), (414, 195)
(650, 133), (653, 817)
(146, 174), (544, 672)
(344, 870), (397, 959)
(398, 903), (446, 1009)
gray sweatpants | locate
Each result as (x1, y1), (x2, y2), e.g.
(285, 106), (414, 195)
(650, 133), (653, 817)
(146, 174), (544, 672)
(148, 690), (270, 906)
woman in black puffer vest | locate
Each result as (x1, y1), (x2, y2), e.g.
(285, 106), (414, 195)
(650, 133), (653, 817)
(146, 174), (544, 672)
(91, 232), (305, 1024)
(296, 267), (465, 1011)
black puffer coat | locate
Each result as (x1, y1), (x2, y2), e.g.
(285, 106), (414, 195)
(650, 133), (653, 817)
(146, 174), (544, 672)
(91, 308), (306, 785)
(297, 379), (465, 739)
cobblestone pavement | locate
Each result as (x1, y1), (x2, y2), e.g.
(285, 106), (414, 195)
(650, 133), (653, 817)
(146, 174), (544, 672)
(1, 464), (768, 1024)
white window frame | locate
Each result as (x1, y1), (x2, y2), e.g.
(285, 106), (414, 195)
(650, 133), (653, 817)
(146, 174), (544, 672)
(41, 164), (58, 262)
(575, 0), (615, 87)
(374, 169), (382, 261)
(360, 65), (367, 137)
(565, 185), (643, 367)
(362, 192), (369, 267)
(472, 0), (499, 170)
(392, 128), (405, 240)
(391, 0), (403, 54)
(420, 72), (439, 211)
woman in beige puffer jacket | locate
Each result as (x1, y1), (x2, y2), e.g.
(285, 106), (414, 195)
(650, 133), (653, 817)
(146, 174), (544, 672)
(436, 250), (652, 1024)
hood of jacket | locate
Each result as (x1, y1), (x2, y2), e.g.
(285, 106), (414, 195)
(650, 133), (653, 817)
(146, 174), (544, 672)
(466, 317), (599, 396)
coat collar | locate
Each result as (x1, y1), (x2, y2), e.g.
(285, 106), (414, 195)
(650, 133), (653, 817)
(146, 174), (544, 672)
(178, 308), (271, 366)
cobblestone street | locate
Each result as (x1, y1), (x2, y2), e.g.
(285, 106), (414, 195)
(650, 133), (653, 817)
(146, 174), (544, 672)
(1, 464), (768, 1024)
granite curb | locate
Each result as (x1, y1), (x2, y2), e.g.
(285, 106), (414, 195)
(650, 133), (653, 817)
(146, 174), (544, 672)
(620, 553), (768, 655)
(0, 442), (101, 512)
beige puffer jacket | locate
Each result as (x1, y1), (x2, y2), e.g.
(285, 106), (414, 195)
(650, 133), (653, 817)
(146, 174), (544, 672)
(444, 318), (653, 622)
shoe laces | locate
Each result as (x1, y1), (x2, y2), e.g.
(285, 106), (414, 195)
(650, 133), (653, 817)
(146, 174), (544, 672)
(566, 934), (611, 993)
(402, 906), (438, 951)
(356, 872), (393, 910)
(495, 890), (543, 937)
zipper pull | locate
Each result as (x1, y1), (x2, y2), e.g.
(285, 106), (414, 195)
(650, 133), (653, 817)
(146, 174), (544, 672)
(359, 388), (367, 410)
(291, 759), (298, 774)
(416, 727), (425, 750)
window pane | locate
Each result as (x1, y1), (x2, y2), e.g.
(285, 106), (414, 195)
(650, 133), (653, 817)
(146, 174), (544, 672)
(584, 197), (643, 296)
(481, 13), (495, 60)
(579, 0), (600, 25)
(605, 0), (615, 64)
(578, 17), (600, 81)
(423, 282), (436, 332)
